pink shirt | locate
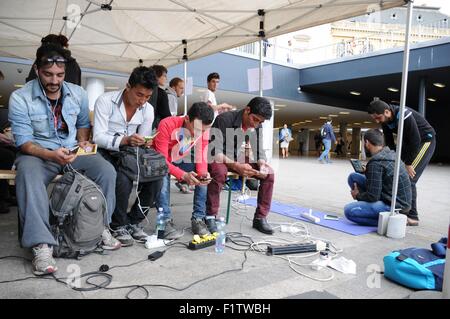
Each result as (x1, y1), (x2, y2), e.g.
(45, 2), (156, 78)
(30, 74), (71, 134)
(153, 116), (209, 180)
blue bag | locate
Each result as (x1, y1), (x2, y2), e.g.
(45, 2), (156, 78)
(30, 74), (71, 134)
(383, 239), (447, 291)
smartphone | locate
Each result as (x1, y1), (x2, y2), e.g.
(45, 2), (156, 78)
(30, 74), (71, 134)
(198, 176), (213, 182)
(69, 147), (79, 154)
(324, 214), (339, 221)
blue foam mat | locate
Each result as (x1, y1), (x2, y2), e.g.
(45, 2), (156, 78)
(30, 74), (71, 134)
(239, 197), (376, 236)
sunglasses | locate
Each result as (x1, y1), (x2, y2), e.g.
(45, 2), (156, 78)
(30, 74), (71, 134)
(41, 57), (67, 68)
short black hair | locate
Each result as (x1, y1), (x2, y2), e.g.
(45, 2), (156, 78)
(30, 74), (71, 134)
(363, 129), (384, 147)
(41, 34), (69, 48)
(35, 43), (71, 69)
(128, 66), (157, 89)
(152, 65), (168, 78)
(368, 99), (391, 115)
(169, 77), (183, 88)
(187, 102), (214, 125)
(207, 72), (220, 82)
(247, 97), (272, 120)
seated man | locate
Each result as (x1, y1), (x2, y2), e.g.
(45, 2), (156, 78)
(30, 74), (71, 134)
(344, 129), (411, 226)
(8, 43), (120, 275)
(153, 102), (214, 238)
(206, 97), (275, 235)
(93, 66), (163, 246)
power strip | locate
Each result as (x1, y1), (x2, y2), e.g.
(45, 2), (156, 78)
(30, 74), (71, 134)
(267, 241), (327, 255)
(188, 233), (218, 250)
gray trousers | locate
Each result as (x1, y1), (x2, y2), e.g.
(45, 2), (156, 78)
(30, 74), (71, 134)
(15, 153), (117, 248)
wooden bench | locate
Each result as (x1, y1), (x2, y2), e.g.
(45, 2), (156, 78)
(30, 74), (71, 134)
(0, 169), (62, 242)
(0, 169), (16, 185)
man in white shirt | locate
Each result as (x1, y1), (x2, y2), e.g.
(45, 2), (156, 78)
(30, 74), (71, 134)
(93, 66), (162, 246)
(202, 72), (234, 118)
(166, 77), (184, 116)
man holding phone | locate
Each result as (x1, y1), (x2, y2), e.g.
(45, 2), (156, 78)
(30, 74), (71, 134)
(344, 129), (411, 226)
(206, 97), (275, 235)
(153, 102), (215, 238)
(93, 66), (163, 246)
(9, 44), (120, 275)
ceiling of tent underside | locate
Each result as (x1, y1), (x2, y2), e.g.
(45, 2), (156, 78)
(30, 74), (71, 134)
(0, 0), (405, 72)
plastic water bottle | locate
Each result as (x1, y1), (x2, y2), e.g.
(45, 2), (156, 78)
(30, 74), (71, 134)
(215, 217), (226, 254)
(156, 207), (165, 239)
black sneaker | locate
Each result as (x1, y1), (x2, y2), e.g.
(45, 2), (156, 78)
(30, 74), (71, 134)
(127, 224), (149, 242)
(205, 217), (218, 233)
(191, 219), (210, 236)
(163, 220), (183, 240)
(112, 226), (134, 247)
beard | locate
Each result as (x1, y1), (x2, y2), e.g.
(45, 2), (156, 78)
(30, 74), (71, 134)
(45, 83), (61, 93)
(364, 146), (372, 158)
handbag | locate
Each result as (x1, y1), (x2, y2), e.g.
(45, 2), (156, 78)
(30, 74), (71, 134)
(117, 146), (168, 183)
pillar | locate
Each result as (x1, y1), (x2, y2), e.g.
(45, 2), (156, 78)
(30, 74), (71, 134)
(85, 77), (105, 112)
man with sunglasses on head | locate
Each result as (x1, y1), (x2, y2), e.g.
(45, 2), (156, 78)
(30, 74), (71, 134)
(8, 44), (120, 276)
(206, 97), (275, 235)
(153, 102), (215, 238)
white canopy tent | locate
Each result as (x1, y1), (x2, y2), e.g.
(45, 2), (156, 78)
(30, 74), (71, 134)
(0, 0), (405, 72)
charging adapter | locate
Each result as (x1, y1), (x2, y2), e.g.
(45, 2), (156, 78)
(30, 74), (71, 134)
(280, 225), (302, 233)
(301, 209), (320, 223)
(148, 251), (164, 261)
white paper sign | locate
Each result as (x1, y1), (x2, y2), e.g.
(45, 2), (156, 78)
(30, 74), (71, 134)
(185, 76), (193, 96)
(247, 65), (273, 92)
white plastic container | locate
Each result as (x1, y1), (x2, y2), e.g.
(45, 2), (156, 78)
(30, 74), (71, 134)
(386, 214), (407, 239)
(377, 211), (391, 236)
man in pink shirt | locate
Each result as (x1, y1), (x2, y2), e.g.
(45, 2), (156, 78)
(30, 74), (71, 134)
(153, 102), (214, 238)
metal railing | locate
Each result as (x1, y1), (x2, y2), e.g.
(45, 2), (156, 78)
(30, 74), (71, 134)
(225, 20), (450, 65)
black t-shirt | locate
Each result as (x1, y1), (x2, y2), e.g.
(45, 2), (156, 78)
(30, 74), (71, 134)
(47, 97), (68, 135)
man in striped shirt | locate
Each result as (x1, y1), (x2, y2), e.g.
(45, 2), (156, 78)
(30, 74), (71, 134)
(368, 99), (436, 226)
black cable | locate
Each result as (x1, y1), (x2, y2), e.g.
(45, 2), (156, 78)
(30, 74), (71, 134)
(0, 235), (253, 298)
(0, 255), (32, 262)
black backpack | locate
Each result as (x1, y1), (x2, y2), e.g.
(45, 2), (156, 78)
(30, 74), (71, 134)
(50, 170), (106, 258)
(118, 146), (168, 183)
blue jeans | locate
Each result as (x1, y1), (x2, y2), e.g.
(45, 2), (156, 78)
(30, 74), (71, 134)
(156, 162), (206, 221)
(318, 138), (332, 162)
(344, 172), (390, 226)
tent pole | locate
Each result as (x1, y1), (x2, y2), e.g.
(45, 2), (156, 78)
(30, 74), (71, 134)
(184, 60), (187, 115)
(390, 0), (413, 215)
(182, 39), (188, 115)
(259, 38), (263, 97)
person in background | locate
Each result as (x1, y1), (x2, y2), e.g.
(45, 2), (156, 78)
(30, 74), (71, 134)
(318, 118), (336, 164)
(26, 34), (81, 85)
(279, 124), (292, 159)
(368, 99), (436, 226)
(166, 77), (184, 116)
(201, 72), (234, 118)
(151, 65), (170, 129)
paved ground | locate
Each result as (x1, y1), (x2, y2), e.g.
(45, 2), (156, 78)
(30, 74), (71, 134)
(0, 156), (449, 299)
